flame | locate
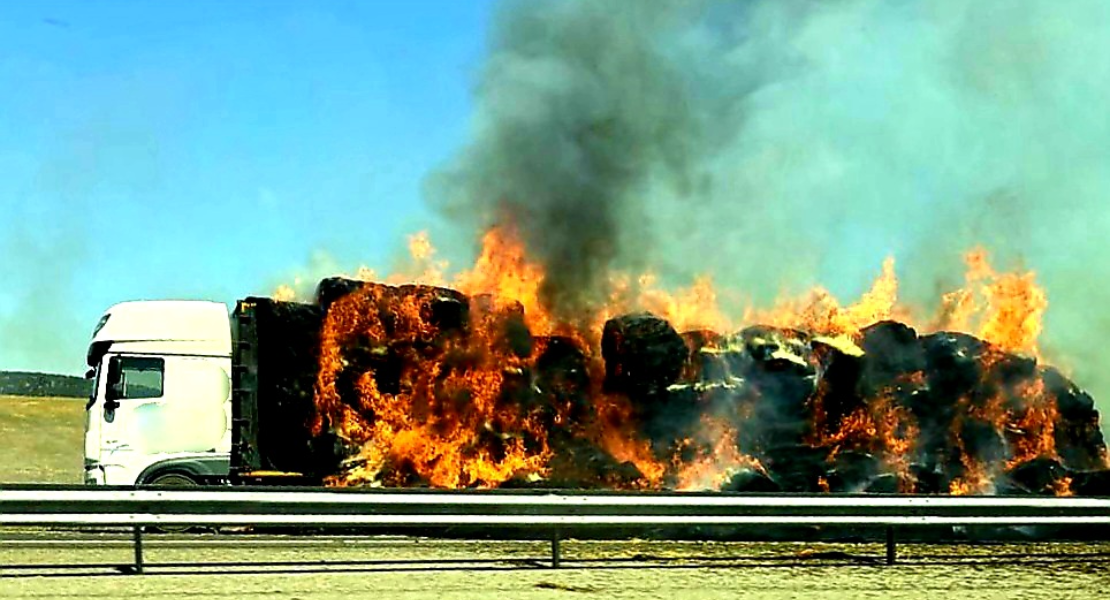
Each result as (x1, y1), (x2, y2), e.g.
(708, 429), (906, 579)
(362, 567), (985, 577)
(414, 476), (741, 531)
(313, 280), (551, 488)
(746, 257), (903, 338)
(948, 400), (997, 496)
(300, 226), (1078, 495)
(1053, 476), (1074, 497)
(935, 249), (1047, 356)
(674, 415), (765, 491)
(453, 227), (554, 334)
(272, 284), (297, 302)
(810, 390), (919, 491)
(1003, 377), (1059, 469)
(632, 274), (732, 334)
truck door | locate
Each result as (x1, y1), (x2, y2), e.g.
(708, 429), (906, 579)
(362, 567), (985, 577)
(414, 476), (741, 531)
(97, 353), (232, 485)
(98, 354), (167, 485)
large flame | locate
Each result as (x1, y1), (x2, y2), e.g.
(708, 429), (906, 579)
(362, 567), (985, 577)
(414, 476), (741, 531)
(304, 226), (1078, 494)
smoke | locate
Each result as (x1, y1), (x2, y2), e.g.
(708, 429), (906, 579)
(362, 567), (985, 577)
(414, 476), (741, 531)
(429, 0), (1110, 431)
(0, 231), (87, 375)
(428, 0), (711, 315)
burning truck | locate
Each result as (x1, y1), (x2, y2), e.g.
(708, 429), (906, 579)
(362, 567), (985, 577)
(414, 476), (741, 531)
(82, 229), (1110, 497)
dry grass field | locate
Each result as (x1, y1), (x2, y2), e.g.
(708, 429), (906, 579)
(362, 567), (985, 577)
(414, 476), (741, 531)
(0, 395), (85, 483)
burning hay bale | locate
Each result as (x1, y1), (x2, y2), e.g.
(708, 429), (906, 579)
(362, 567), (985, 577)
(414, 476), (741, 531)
(273, 278), (1109, 496)
(602, 312), (688, 396)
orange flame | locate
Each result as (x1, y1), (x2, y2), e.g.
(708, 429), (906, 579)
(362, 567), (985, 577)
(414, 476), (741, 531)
(674, 415), (765, 491)
(302, 226), (1072, 494)
(935, 249), (1047, 356)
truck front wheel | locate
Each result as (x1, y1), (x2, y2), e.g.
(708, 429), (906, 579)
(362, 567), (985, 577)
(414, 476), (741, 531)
(147, 472), (199, 487)
(145, 472), (201, 533)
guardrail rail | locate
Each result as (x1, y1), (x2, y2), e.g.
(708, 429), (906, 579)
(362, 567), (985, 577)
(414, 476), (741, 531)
(2, 485), (1109, 574)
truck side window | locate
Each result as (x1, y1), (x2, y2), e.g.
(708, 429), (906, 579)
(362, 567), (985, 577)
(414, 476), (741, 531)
(118, 357), (164, 399)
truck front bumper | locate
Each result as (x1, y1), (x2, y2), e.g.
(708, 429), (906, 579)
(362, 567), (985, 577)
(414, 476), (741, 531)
(83, 460), (105, 485)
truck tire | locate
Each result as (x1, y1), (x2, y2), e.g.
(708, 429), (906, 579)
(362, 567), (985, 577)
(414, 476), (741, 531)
(146, 472), (201, 533)
(147, 472), (199, 487)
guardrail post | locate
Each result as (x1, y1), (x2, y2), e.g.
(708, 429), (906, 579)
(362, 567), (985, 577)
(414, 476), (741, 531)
(885, 526), (896, 565)
(551, 530), (561, 569)
(132, 526), (145, 574)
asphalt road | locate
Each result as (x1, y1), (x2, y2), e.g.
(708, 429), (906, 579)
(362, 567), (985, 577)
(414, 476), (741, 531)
(1, 531), (1109, 600)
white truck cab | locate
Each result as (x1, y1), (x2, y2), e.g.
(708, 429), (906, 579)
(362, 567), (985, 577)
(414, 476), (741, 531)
(84, 300), (233, 486)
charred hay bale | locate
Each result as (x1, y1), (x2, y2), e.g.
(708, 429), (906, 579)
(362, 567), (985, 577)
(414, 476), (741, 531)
(315, 277), (367, 311)
(1042, 367), (1109, 471)
(603, 314), (695, 454)
(921, 333), (985, 395)
(1003, 457), (1072, 495)
(908, 463), (946, 494)
(737, 326), (817, 376)
(640, 384), (708, 456)
(989, 353), (1039, 390)
(336, 342), (402, 398)
(393, 284), (469, 335)
(680, 330), (728, 383)
(863, 473), (901, 494)
(542, 436), (645, 489)
(735, 326), (819, 413)
(761, 444), (829, 493)
(720, 467), (780, 493)
(917, 333), (1042, 481)
(810, 339), (867, 437)
(859, 321), (931, 448)
(923, 332), (1036, 409)
(472, 423), (547, 469)
(719, 327), (819, 448)
(913, 332), (989, 460)
(826, 450), (882, 493)
(602, 313), (688, 396)
(860, 321), (923, 377)
(1070, 469), (1110, 495)
(529, 336), (592, 427)
(673, 333), (755, 439)
(1047, 366), (1100, 420)
(958, 418), (1009, 467)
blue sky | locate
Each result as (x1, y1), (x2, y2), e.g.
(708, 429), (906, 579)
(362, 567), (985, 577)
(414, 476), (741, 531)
(0, 1), (494, 373)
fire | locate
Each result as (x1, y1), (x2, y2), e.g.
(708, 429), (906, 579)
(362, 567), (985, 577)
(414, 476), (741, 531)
(935, 249), (1047, 356)
(745, 257), (903, 338)
(299, 225), (1092, 496)
(1004, 378), (1058, 469)
(674, 416), (765, 491)
(453, 227), (555, 335)
(313, 279), (552, 488)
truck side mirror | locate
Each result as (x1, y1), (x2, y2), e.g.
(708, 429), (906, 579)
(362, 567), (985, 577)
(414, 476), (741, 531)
(105, 356), (123, 410)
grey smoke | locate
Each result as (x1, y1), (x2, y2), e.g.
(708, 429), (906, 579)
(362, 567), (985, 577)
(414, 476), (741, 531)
(428, 0), (712, 315)
(0, 231), (87, 376)
(429, 0), (1110, 432)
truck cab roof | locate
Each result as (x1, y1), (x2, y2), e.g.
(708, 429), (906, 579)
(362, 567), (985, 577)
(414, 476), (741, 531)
(88, 300), (232, 365)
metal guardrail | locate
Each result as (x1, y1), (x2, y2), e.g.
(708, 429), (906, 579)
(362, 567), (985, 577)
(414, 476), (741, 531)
(2, 485), (1110, 574)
